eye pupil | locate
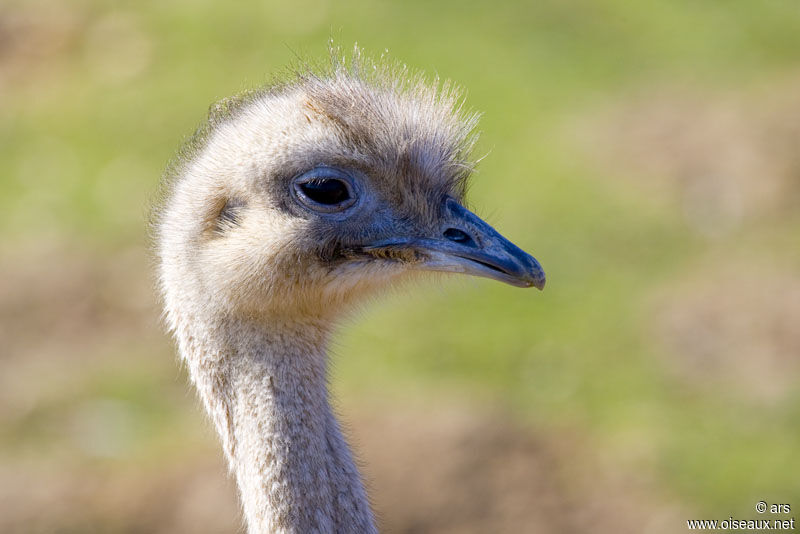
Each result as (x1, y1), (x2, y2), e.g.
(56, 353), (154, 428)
(300, 179), (350, 205)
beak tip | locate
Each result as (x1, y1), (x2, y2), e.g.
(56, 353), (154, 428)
(525, 258), (546, 290)
(529, 274), (546, 290)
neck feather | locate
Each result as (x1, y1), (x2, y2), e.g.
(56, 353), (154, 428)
(176, 315), (376, 534)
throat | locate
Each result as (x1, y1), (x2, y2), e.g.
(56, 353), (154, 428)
(181, 319), (376, 534)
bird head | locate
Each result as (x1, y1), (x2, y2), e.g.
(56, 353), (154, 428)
(156, 59), (544, 324)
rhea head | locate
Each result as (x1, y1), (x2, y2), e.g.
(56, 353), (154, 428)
(158, 60), (545, 327)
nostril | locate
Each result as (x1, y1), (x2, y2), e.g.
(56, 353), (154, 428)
(443, 228), (476, 247)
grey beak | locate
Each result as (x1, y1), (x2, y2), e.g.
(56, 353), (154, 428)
(366, 198), (545, 289)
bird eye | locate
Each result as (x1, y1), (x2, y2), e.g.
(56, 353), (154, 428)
(292, 168), (358, 214)
(300, 179), (350, 205)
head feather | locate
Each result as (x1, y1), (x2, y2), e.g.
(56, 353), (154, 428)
(155, 46), (480, 230)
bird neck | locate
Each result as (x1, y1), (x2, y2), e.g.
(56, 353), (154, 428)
(177, 315), (376, 534)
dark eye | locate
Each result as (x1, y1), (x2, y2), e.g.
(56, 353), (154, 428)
(292, 167), (358, 214)
(300, 179), (350, 205)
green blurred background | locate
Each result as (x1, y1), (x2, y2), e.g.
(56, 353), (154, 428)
(1, 0), (799, 532)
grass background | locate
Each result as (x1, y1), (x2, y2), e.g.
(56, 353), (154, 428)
(1, 0), (799, 531)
